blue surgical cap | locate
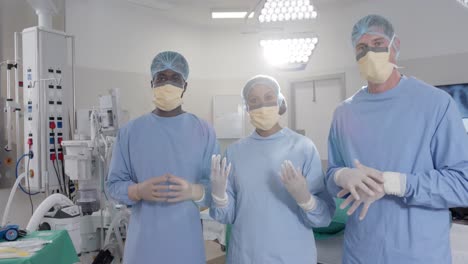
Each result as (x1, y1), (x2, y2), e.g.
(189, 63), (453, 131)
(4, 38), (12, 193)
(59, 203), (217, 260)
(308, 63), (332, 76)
(242, 75), (286, 110)
(150, 51), (189, 81)
(351, 14), (395, 48)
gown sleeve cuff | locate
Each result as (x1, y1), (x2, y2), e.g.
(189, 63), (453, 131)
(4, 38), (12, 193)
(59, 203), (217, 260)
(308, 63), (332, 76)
(192, 184), (205, 203)
(128, 183), (141, 202)
(383, 172), (406, 197)
(212, 193), (228, 208)
(298, 195), (317, 212)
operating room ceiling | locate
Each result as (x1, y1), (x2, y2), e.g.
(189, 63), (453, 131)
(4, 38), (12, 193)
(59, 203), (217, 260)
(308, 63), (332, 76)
(126, 0), (369, 30)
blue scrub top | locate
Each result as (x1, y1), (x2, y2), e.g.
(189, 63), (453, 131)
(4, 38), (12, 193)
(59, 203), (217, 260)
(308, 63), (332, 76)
(106, 112), (219, 264)
(211, 127), (335, 264)
(327, 77), (468, 264)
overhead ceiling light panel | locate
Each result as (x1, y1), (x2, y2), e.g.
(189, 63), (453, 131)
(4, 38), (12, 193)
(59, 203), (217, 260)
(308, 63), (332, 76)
(211, 11), (255, 19)
(259, 0), (317, 23)
(260, 37), (319, 69)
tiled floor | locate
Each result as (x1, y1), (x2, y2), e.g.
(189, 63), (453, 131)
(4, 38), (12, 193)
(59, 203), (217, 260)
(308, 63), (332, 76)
(79, 241), (226, 263)
(205, 240), (226, 264)
(207, 256), (226, 264)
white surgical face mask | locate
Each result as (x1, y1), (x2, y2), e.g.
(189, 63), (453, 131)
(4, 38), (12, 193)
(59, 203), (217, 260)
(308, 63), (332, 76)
(248, 106), (280, 131)
(153, 84), (183, 111)
(357, 35), (397, 84)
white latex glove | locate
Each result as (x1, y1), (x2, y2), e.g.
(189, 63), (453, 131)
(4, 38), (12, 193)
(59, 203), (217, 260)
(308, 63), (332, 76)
(337, 184), (385, 221)
(210, 155), (232, 207)
(128, 174), (170, 202)
(280, 160), (316, 211)
(334, 160), (385, 201)
(165, 174), (204, 203)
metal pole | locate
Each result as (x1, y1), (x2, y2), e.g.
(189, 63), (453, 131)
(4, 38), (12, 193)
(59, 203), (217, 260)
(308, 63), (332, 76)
(6, 61), (12, 151)
(37, 28), (49, 196)
(65, 35), (77, 137)
(14, 32), (21, 161)
(72, 36), (76, 136)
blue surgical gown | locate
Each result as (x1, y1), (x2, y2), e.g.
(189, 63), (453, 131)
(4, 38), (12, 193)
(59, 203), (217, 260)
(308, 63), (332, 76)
(326, 76), (468, 264)
(106, 112), (219, 264)
(210, 127), (335, 264)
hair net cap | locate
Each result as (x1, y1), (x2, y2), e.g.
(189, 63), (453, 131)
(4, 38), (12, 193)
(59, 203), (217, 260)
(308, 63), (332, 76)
(351, 14), (395, 48)
(242, 75), (286, 109)
(150, 51), (189, 81)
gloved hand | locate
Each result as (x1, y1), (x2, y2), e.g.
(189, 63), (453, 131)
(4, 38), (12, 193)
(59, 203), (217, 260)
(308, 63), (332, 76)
(128, 174), (170, 202)
(280, 160), (316, 211)
(334, 160), (384, 201)
(210, 155), (232, 207)
(337, 183), (385, 220)
(166, 175), (204, 203)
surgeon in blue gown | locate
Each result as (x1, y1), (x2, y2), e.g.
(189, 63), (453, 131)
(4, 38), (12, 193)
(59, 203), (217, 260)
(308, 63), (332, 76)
(106, 51), (219, 264)
(326, 15), (468, 264)
(210, 75), (335, 264)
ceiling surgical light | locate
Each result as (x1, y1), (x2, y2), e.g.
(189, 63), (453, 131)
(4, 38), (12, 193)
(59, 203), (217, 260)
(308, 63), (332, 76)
(258, 0), (316, 23)
(260, 37), (319, 70)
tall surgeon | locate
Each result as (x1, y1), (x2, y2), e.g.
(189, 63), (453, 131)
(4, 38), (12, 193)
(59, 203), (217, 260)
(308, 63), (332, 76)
(326, 15), (468, 263)
(210, 75), (335, 264)
(106, 51), (219, 263)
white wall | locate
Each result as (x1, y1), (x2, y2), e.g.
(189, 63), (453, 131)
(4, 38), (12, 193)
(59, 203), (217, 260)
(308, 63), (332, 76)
(66, 0), (210, 118)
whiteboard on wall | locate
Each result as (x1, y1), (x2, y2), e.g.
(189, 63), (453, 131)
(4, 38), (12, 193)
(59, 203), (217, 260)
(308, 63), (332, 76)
(213, 95), (244, 139)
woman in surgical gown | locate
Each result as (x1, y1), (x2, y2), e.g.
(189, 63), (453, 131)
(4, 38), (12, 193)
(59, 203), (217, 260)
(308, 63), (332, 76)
(210, 75), (335, 264)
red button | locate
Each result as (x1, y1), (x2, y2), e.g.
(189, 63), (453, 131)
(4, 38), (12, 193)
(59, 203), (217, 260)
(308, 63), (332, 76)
(49, 122), (56, 129)
(58, 137), (63, 144)
(58, 153), (63, 161)
(28, 138), (33, 146)
(50, 153), (56, 161)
